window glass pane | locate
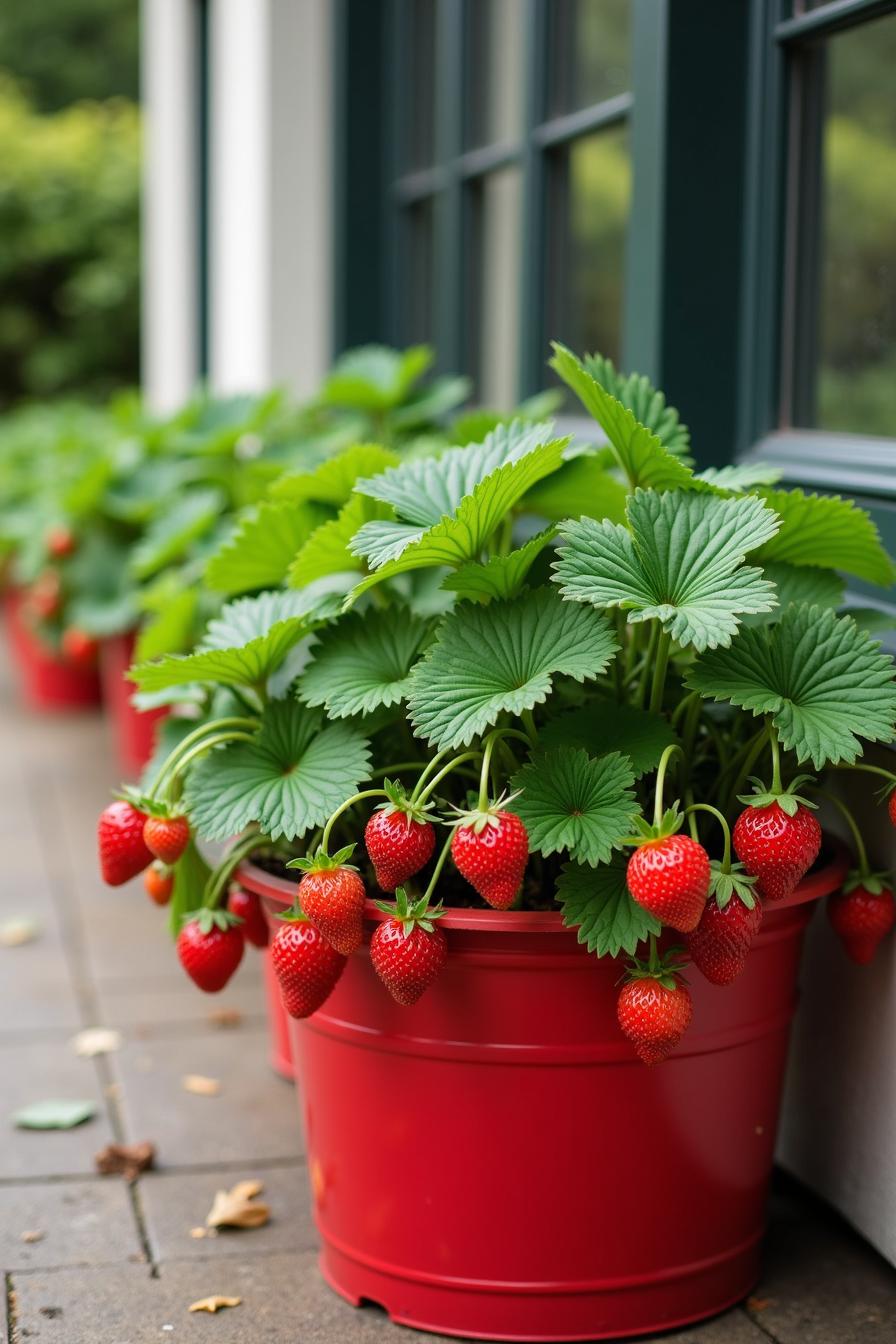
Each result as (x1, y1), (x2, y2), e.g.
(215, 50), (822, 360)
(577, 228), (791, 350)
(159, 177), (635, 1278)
(546, 126), (631, 368)
(466, 0), (525, 146)
(810, 14), (896, 434)
(548, 0), (631, 115)
(400, 0), (437, 169)
(401, 201), (436, 345)
(469, 169), (523, 408)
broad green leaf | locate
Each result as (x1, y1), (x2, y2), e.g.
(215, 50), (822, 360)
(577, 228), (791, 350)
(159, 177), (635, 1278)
(756, 488), (896, 587)
(390, 374), (471, 430)
(320, 344), (432, 411)
(743, 562), (844, 626)
(442, 528), (557, 602)
(348, 440), (567, 602)
(299, 612), (432, 718)
(13, 1100), (97, 1130)
(540, 702), (678, 777)
(696, 463), (782, 490)
(130, 591), (318, 693)
(407, 588), (618, 749)
(550, 343), (695, 490)
(554, 489), (780, 651)
(130, 488), (225, 580)
(583, 353), (691, 460)
(205, 500), (326, 595)
(556, 857), (660, 958)
(843, 607), (896, 636)
(510, 748), (637, 866)
(686, 604), (896, 768)
(288, 494), (393, 587)
(183, 701), (371, 841)
(269, 443), (399, 504)
(522, 455), (628, 523)
(135, 589), (199, 661)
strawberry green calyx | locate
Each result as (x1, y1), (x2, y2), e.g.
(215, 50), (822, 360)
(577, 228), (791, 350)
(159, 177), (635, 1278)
(737, 774), (818, 819)
(623, 948), (688, 994)
(287, 844), (357, 875)
(374, 779), (435, 828)
(374, 886), (445, 937)
(620, 803), (685, 847)
(275, 900), (310, 925)
(450, 790), (522, 837)
(182, 907), (243, 934)
(708, 860), (757, 910)
(843, 868), (892, 897)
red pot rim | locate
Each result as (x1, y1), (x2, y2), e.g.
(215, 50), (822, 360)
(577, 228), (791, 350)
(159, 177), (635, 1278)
(237, 837), (850, 933)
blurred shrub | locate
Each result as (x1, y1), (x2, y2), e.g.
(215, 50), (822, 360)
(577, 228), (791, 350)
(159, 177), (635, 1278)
(0, 78), (140, 407)
(0, 0), (138, 111)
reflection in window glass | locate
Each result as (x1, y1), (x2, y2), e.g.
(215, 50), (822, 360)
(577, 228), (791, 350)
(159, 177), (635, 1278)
(470, 169), (522, 408)
(466, 0), (525, 146)
(813, 15), (896, 434)
(546, 127), (631, 367)
(402, 201), (435, 346)
(400, 0), (437, 170)
(548, 0), (631, 115)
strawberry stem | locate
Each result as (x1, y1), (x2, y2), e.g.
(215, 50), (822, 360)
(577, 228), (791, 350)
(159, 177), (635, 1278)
(147, 717), (259, 798)
(478, 733), (499, 812)
(812, 787), (871, 879)
(414, 752), (480, 808)
(648, 630), (672, 715)
(421, 827), (459, 903)
(685, 802), (733, 872)
(827, 762), (896, 791)
(321, 789), (389, 853)
(767, 722), (783, 795)
(202, 830), (269, 909)
(652, 744), (683, 829)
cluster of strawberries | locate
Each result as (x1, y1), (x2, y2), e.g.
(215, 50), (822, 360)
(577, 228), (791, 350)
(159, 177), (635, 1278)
(24, 526), (99, 666)
(617, 785), (896, 1065)
(271, 797), (529, 1017)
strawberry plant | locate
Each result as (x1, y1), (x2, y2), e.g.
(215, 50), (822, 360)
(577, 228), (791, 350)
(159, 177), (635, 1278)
(105, 343), (896, 1062)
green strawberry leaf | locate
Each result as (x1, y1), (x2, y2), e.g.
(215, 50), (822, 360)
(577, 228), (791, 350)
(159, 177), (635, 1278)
(287, 494), (393, 587)
(755, 488), (896, 587)
(550, 343), (696, 490)
(743, 562), (844, 625)
(130, 591), (319, 693)
(390, 374), (471, 430)
(540, 702), (678, 778)
(205, 500), (327, 595)
(320, 344), (432, 411)
(696, 463), (783, 490)
(843, 607), (896, 637)
(135, 586), (199, 661)
(269, 443), (399, 504)
(441, 527), (557, 602)
(554, 488), (780, 651)
(348, 439), (567, 601)
(556, 855), (660, 958)
(183, 700), (370, 841)
(407, 588), (618, 750)
(130, 487), (225, 579)
(510, 748), (637, 866)
(13, 1100), (97, 1130)
(298, 611), (433, 718)
(582, 353), (692, 460)
(686, 604), (896, 768)
(522, 454), (628, 524)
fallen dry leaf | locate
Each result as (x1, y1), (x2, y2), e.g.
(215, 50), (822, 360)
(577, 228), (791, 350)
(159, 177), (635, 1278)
(20, 1230), (44, 1244)
(208, 1008), (242, 1029)
(188, 1296), (241, 1314)
(0, 917), (40, 947)
(95, 1141), (156, 1182)
(182, 1074), (221, 1097)
(747, 1297), (774, 1312)
(206, 1179), (270, 1230)
(71, 1027), (123, 1058)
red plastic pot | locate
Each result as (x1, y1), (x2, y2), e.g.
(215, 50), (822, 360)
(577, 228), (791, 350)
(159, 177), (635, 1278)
(2, 588), (101, 711)
(242, 849), (847, 1342)
(99, 632), (167, 778)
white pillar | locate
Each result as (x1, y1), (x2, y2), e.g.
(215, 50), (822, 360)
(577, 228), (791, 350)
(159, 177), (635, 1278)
(140, 0), (202, 412)
(208, 0), (333, 396)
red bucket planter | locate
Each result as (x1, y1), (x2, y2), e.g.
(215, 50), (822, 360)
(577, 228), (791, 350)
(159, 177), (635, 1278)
(2, 588), (101, 711)
(239, 848), (847, 1342)
(99, 632), (167, 778)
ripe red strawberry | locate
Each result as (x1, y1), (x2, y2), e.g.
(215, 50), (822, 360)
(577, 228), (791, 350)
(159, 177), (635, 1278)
(364, 781), (436, 891)
(30, 570), (62, 620)
(287, 846), (366, 955)
(47, 525), (76, 558)
(451, 804), (528, 910)
(143, 814), (190, 865)
(626, 834), (710, 933)
(732, 783), (820, 902)
(177, 910), (244, 992)
(370, 889), (447, 1005)
(144, 862), (174, 906)
(617, 973), (693, 1065)
(61, 627), (99, 666)
(98, 800), (154, 886)
(828, 877), (896, 965)
(227, 886), (269, 949)
(688, 894), (763, 985)
(270, 912), (346, 1018)
(888, 791), (896, 829)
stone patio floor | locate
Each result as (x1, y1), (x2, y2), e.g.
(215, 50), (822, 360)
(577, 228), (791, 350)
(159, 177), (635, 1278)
(1, 645), (895, 1343)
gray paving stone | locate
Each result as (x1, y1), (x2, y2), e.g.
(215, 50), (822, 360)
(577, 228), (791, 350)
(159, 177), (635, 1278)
(748, 1184), (896, 1342)
(112, 1028), (303, 1168)
(0, 1038), (115, 1179)
(0, 1179), (143, 1271)
(0, 932), (83, 1035)
(95, 975), (266, 1032)
(139, 1165), (314, 1263)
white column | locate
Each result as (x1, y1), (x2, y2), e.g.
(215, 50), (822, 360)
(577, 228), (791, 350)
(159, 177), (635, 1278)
(208, 0), (333, 396)
(140, 0), (202, 412)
